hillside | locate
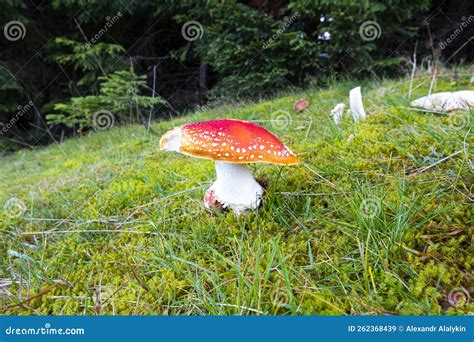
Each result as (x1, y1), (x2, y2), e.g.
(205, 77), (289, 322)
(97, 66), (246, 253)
(0, 72), (472, 315)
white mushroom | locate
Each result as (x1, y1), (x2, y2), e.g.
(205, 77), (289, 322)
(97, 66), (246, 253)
(410, 91), (474, 112)
(330, 103), (345, 125)
(349, 86), (367, 122)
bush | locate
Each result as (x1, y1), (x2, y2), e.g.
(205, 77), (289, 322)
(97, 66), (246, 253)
(289, 0), (431, 75)
(46, 69), (165, 132)
(176, 0), (431, 99)
(176, 2), (321, 99)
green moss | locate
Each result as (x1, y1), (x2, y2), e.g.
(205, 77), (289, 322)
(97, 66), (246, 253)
(0, 71), (472, 315)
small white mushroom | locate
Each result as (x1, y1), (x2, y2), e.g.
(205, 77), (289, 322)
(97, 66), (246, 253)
(349, 86), (367, 122)
(330, 103), (345, 125)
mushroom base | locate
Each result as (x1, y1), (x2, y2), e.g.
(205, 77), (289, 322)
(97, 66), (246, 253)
(205, 162), (263, 216)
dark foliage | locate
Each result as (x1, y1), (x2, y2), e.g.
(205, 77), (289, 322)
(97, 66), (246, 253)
(0, 0), (472, 150)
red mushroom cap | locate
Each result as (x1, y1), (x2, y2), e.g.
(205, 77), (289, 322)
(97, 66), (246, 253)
(160, 119), (298, 165)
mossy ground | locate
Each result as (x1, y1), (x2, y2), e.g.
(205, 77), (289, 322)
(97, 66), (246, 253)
(1, 70), (472, 315)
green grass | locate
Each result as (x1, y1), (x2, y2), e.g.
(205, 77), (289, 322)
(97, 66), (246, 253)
(1, 70), (473, 315)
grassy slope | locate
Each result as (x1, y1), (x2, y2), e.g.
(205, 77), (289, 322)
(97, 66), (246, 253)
(0, 72), (472, 315)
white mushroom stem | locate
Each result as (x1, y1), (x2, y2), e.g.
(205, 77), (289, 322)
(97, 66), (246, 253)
(349, 86), (367, 122)
(208, 162), (263, 216)
(330, 103), (345, 125)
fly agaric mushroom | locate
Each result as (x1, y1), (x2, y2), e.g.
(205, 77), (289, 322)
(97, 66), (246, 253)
(160, 119), (298, 215)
